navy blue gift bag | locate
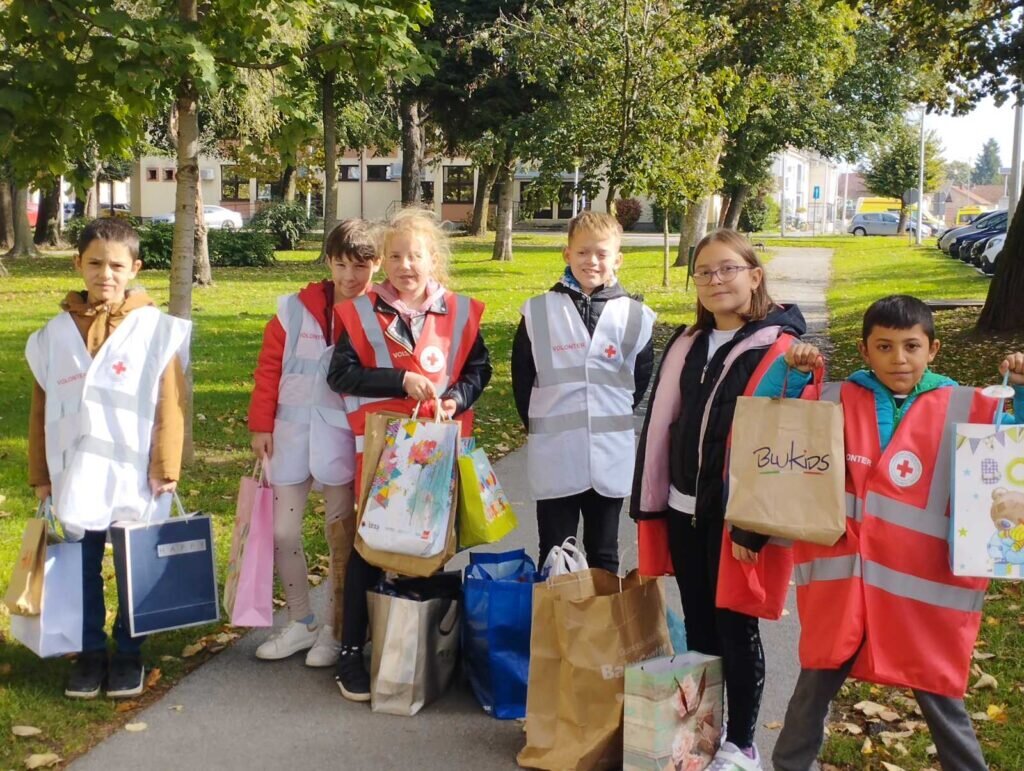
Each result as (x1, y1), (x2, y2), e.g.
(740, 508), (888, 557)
(111, 494), (219, 637)
(463, 549), (541, 719)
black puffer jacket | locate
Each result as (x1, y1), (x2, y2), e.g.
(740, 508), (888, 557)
(510, 280), (656, 428)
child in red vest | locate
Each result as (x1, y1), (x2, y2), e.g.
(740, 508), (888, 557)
(327, 207), (491, 701)
(632, 229), (807, 771)
(773, 295), (1024, 771)
(247, 220), (379, 667)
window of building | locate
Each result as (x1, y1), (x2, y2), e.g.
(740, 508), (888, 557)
(162, 168), (175, 182)
(442, 166), (474, 204)
(220, 165), (250, 201)
(146, 168), (159, 182)
(557, 182), (577, 219)
(366, 164), (391, 182)
(256, 180), (284, 202)
(340, 165), (360, 182)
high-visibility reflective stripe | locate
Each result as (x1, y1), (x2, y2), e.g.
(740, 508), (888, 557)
(537, 366), (587, 387)
(862, 560), (984, 613)
(281, 295), (306, 362)
(83, 386), (155, 414)
(354, 296), (393, 366)
(865, 491), (948, 539)
(314, 406), (351, 429)
(589, 368), (635, 389)
(793, 554), (861, 586)
(592, 414), (635, 433)
(76, 435), (146, 466)
(530, 411), (588, 434)
(282, 358), (321, 376)
(343, 394), (392, 415)
(527, 295), (556, 382)
(845, 492), (861, 521)
(276, 404), (311, 423)
(447, 294), (470, 379)
(355, 434), (365, 452)
(618, 300), (644, 361)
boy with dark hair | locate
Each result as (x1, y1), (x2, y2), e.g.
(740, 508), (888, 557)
(769, 294), (1024, 771)
(26, 218), (190, 699)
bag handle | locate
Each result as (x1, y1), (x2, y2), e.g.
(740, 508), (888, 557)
(36, 497), (67, 542)
(437, 598), (460, 636)
(779, 364), (824, 401)
(994, 372), (1010, 427)
(141, 491), (191, 525)
(672, 667), (709, 718)
(411, 397), (453, 424)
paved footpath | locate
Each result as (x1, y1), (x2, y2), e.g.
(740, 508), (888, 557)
(71, 248), (833, 771)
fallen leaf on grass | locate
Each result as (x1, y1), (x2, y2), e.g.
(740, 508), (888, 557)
(842, 722), (863, 735)
(972, 672), (998, 690)
(854, 700), (888, 717)
(881, 763), (906, 771)
(114, 701), (139, 713)
(160, 655), (178, 663)
(763, 721), (782, 730)
(308, 574), (323, 587)
(124, 722), (147, 732)
(926, 744), (937, 756)
(24, 753), (60, 769)
(181, 642), (204, 658)
(212, 632), (237, 645)
(12, 726), (42, 737)
(894, 742), (910, 756)
(986, 703), (1008, 723)
(145, 668), (162, 688)
(0, 510), (11, 518)
(971, 711), (989, 722)
(879, 709), (901, 722)
(861, 737), (873, 755)
(972, 650), (996, 660)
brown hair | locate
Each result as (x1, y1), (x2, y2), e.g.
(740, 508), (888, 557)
(687, 228), (775, 336)
(324, 218), (377, 263)
(379, 206), (451, 285)
(78, 218), (140, 262)
(567, 210), (623, 243)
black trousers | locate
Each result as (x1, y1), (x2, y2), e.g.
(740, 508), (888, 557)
(339, 547), (381, 648)
(536, 489), (623, 573)
(667, 509), (765, 750)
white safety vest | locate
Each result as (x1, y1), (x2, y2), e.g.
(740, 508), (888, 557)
(25, 306), (191, 532)
(268, 294), (355, 487)
(522, 292), (655, 500)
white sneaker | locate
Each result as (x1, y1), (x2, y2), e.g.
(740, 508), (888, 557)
(708, 741), (763, 771)
(255, 620), (319, 660)
(304, 625), (342, 667)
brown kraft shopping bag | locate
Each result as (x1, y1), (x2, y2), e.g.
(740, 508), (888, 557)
(518, 569), (671, 771)
(724, 384), (846, 546)
(4, 517), (49, 616)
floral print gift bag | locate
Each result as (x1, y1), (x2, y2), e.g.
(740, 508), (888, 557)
(623, 652), (724, 771)
(359, 414), (460, 559)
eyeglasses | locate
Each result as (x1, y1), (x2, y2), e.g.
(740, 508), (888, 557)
(691, 265), (754, 286)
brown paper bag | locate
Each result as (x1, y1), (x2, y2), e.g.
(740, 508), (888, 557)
(325, 514), (357, 637)
(354, 410), (457, 578)
(518, 570), (672, 771)
(4, 518), (48, 616)
(724, 394), (846, 546)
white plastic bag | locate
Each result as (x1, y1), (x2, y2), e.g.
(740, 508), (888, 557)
(542, 536), (589, 577)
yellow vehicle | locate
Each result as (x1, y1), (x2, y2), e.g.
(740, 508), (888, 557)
(956, 205), (991, 225)
(856, 198), (943, 230)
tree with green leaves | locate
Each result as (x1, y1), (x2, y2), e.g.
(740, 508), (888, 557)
(861, 120), (944, 232)
(971, 138), (1002, 185)
(944, 159), (973, 188)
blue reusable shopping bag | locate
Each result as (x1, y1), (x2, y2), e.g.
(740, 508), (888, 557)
(463, 549), (541, 719)
(110, 495), (219, 637)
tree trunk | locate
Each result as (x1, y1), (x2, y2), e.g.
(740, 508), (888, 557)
(281, 164), (297, 203)
(0, 181), (14, 251)
(718, 196), (730, 227)
(662, 206), (671, 288)
(675, 196), (710, 267)
(491, 162), (515, 262)
(321, 70), (338, 260)
(723, 184), (749, 230)
(399, 95), (422, 206)
(6, 185), (38, 258)
(193, 176), (211, 285)
(34, 180), (62, 247)
(978, 186), (1024, 331)
(606, 185), (618, 216)
(896, 204), (909, 235)
(470, 163), (499, 237)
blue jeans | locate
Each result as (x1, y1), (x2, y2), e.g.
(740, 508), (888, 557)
(81, 528), (145, 655)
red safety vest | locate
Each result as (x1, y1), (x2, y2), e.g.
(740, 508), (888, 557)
(795, 381), (997, 697)
(637, 329), (797, 619)
(335, 290), (483, 495)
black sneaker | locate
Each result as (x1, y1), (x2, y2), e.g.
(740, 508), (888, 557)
(65, 651), (107, 699)
(106, 653), (145, 699)
(334, 648), (370, 702)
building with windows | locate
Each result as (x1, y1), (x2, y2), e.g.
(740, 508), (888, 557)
(770, 148), (841, 233)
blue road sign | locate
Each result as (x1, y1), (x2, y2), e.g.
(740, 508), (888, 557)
(813, 185), (821, 200)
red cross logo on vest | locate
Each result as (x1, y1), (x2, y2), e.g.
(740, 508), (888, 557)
(888, 450), (922, 488)
(604, 344), (618, 359)
(112, 361), (127, 376)
(419, 345), (446, 374)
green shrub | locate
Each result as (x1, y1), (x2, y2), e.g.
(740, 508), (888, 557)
(614, 198), (643, 231)
(651, 204), (683, 232)
(248, 202), (312, 250)
(738, 195), (780, 233)
(64, 217), (90, 249)
(138, 224), (275, 270)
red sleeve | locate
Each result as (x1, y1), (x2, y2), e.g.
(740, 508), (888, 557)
(248, 317), (285, 433)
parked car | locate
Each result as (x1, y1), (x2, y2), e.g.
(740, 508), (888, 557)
(99, 203), (132, 218)
(26, 201), (38, 227)
(980, 234), (1005, 275)
(848, 212), (931, 237)
(151, 205), (243, 229)
(955, 225), (1006, 262)
(938, 210), (1006, 253)
(946, 212), (1008, 257)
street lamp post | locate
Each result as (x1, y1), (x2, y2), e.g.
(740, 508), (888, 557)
(916, 104), (926, 246)
(1010, 96), (1023, 218)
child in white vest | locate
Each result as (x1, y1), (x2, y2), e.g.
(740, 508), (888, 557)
(25, 218), (190, 700)
(511, 211), (656, 573)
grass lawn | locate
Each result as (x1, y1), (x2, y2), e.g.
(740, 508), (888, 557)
(0, 234), (697, 767)
(802, 236), (1024, 771)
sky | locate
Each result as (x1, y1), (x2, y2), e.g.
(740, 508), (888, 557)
(926, 96), (1019, 168)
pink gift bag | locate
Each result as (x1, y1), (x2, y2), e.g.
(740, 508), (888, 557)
(223, 463), (274, 626)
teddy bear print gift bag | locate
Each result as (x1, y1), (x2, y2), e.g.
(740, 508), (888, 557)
(951, 423), (1024, 579)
